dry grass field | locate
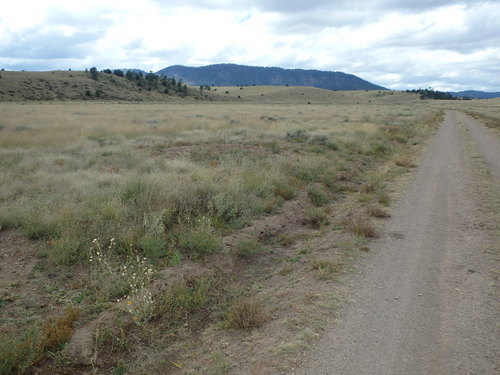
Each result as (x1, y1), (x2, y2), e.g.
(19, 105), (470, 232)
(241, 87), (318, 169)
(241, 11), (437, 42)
(0, 90), (461, 374)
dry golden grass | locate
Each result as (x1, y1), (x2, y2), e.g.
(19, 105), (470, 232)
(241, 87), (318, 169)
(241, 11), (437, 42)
(0, 92), (452, 374)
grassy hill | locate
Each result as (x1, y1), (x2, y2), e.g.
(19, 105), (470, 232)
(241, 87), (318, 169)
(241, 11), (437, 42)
(207, 85), (421, 105)
(0, 70), (425, 105)
(0, 70), (195, 101)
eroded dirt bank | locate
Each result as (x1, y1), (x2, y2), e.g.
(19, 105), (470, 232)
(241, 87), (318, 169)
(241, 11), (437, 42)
(296, 111), (499, 374)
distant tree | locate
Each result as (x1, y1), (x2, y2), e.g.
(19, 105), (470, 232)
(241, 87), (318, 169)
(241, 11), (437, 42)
(125, 70), (134, 81)
(89, 67), (98, 80)
(182, 84), (188, 97)
(103, 69), (112, 74)
(113, 69), (124, 77)
(409, 88), (457, 100)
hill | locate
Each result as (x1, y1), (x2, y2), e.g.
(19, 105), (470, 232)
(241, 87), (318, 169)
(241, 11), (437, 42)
(450, 90), (500, 99)
(0, 70), (195, 101)
(156, 64), (386, 91)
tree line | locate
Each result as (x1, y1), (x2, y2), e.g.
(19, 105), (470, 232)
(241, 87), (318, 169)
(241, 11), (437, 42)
(406, 88), (471, 100)
(86, 67), (189, 96)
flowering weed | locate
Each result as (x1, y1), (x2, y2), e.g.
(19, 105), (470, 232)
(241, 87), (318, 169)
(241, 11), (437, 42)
(89, 239), (155, 310)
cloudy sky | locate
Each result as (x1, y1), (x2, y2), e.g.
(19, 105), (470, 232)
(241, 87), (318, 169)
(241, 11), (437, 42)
(1, 0), (499, 91)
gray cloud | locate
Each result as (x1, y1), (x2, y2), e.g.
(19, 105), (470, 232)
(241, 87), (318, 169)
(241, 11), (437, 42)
(0, 28), (100, 59)
(0, 8), (113, 61)
(1, 0), (499, 91)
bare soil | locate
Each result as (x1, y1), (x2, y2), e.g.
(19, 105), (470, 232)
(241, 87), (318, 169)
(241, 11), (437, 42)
(296, 111), (499, 374)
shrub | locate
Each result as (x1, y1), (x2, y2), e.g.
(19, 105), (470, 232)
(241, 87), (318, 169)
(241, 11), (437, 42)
(326, 141), (339, 151)
(286, 129), (309, 142)
(309, 134), (328, 145)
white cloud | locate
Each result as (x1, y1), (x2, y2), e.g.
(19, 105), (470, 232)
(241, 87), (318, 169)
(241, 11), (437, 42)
(0, 0), (499, 91)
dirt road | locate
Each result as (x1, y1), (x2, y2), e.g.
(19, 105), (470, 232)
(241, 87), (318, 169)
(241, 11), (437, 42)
(296, 111), (499, 374)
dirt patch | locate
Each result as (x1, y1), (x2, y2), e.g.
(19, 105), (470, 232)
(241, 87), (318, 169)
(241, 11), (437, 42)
(0, 230), (53, 333)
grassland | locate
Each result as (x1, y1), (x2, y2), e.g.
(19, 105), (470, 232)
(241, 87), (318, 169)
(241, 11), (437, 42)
(0, 90), (447, 374)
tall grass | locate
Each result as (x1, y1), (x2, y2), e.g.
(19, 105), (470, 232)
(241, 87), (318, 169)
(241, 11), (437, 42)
(0, 102), (440, 265)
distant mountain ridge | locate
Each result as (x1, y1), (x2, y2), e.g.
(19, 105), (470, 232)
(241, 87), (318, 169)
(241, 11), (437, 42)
(450, 90), (500, 99)
(156, 63), (386, 91)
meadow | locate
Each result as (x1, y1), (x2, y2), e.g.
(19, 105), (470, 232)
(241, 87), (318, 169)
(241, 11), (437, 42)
(0, 91), (443, 373)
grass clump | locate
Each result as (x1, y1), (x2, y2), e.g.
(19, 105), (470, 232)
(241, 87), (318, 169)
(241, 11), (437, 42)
(308, 185), (330, 206)
(176, 217), (221, 257)
(341, 210), (378, 238)
(155, 275), (221, 324)
(235, 238), (261, 258)
(367, 206), (391, 218)
(312, 260), (342, 280)
(303, 206), (329, 228)
(394, 156), (416, 168)
(226, 296), (266, 329)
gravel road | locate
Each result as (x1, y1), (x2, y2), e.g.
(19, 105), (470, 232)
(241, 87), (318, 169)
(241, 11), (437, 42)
(296, 111), (499, 374)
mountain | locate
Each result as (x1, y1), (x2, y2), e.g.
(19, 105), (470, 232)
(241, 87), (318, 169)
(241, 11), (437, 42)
(156, 64), (386, 91)
(450, 90), (500, 99)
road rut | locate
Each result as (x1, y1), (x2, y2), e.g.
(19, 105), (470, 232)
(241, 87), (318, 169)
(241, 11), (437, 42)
(296, 111), (499, 374)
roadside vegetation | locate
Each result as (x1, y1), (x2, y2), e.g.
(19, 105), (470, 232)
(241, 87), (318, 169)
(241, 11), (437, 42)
(0, 91), (443, 374)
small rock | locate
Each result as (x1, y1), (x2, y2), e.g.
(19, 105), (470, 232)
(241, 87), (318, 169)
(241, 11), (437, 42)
(467, 268), (476, 273)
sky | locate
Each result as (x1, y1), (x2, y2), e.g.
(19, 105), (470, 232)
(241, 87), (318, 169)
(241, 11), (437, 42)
(1, 0), (499, 91)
